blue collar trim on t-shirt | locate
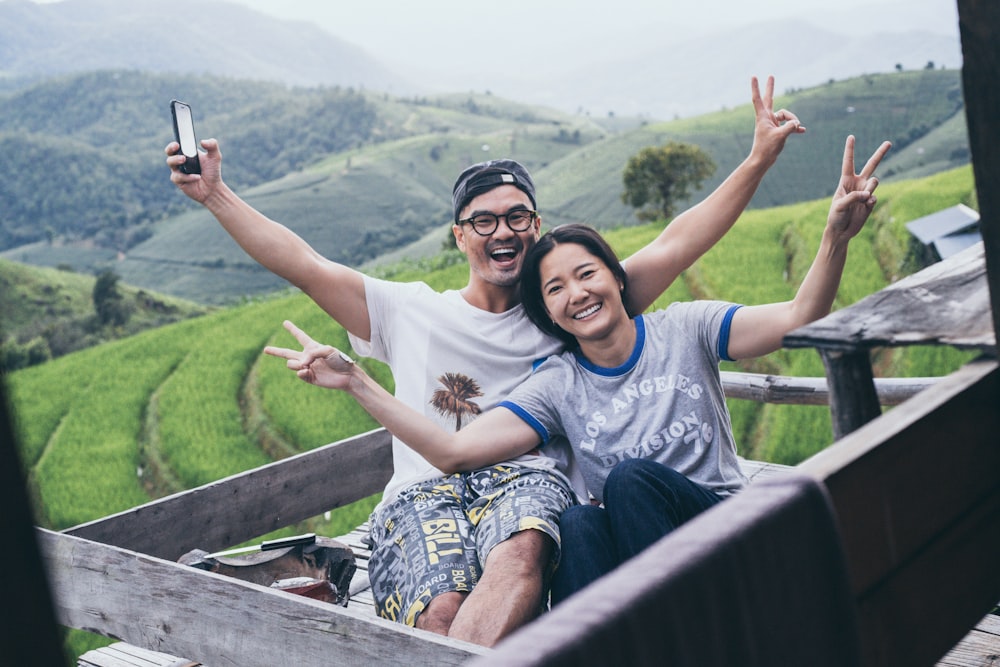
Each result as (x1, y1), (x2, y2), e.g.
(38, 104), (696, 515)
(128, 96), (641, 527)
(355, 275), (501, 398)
(572, 314), (646, 377)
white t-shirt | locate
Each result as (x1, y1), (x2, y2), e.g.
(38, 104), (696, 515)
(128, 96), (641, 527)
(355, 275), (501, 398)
(349, 275), (582, 504)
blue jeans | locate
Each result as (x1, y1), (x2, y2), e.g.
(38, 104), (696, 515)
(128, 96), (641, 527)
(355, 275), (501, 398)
(551, 458), (724, 606)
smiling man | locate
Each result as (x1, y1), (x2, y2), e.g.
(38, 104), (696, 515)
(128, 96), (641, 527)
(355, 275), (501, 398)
(165, 74), (803, 646)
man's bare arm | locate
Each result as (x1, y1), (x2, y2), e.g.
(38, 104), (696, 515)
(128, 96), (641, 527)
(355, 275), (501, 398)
(166, 138), (371, 339)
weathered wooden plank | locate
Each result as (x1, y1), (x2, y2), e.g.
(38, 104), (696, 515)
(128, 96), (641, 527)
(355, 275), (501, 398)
(798, 359), (1000, 667)
(737, 457), (789, 482)
(853, 493), (1000, 667)
(719, 371), (936, 406)
(42, 529), (485, 667)
(784, 242), (995, 354)
(797, 359), (998, 590)
(62, 423), (808, 563)
(64, 428), (393, 560)
(936, 614), (1000, 667)
(78, 641), (191, 667)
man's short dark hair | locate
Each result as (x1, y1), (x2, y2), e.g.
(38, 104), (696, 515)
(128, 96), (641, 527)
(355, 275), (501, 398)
(452, 159), (536, 222)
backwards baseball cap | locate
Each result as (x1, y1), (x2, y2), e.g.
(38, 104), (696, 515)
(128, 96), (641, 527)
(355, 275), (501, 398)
(452, 159), (536, 222)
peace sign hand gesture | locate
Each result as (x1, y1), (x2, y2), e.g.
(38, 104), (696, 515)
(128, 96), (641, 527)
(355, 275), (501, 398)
(750, 75), (807, 167)
(264, 320), (359, 390)
(827, 135), (892, 242)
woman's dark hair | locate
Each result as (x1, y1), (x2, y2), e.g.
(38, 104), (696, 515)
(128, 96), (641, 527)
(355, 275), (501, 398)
(519, 223), (629, 348)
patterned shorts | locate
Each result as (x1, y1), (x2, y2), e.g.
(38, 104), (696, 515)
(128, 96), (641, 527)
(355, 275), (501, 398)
(367, 462), (577, 626)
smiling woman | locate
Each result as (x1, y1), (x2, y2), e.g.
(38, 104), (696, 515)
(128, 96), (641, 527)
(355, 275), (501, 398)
(523, 224), (633, 360)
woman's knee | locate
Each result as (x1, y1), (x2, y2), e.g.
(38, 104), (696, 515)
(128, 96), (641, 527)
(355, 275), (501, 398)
(606, 458), (677, 490)
(604, 459), (695, 511)
(560, 504), (610, 543)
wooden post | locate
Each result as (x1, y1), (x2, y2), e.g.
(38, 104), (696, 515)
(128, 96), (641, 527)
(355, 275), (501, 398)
(818, 349), (882, 440)
(958, 0), (1000, 341)
(0, 378), (65, 666)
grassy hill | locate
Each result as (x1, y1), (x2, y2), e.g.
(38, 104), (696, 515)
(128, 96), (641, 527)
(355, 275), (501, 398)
(6, 164), (978, 660)
(7, 163), (977, 525)
(0, 258), (210, 368)
(1, 69), (969, 307)
(537, 69), (967, 228)
(126, 69), (972, 303)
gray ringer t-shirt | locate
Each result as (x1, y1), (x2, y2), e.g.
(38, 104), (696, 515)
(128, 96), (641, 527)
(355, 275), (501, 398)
(500, 301), (748, 504)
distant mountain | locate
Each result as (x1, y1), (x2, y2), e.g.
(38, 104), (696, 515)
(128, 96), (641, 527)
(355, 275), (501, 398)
(0, 0), (970, 306)
(522, 20), (964, 119)
(0, 67), (968, 305)
(0, 0), (962, 121)
(0, 0), (414, 93)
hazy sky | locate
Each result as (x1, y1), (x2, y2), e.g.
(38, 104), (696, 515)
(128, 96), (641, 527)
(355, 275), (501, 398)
(212, 0), (960, 89)
(22, 0), (962, 106)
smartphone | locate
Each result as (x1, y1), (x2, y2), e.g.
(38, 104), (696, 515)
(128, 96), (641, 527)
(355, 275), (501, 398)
(170, 99), (201, 174)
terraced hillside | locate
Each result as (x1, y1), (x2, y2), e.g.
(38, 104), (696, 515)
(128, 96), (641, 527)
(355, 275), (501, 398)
(8, 165), (979, 659)
(9, 165), (978, 533)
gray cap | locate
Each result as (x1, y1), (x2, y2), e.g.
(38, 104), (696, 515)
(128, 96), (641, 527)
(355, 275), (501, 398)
(452, 159), (536, 222)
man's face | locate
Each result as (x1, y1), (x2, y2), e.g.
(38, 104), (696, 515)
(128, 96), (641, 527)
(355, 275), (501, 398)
(453, 185), (541, 288)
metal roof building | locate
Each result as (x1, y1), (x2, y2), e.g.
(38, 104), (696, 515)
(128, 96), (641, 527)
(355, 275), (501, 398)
(905, 203), (981, 260)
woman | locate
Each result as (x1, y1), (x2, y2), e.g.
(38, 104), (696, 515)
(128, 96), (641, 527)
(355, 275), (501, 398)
(267, 135), (889, 604)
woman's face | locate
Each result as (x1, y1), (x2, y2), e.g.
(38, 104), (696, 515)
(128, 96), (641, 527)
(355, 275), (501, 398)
(539, 242), (628, 344)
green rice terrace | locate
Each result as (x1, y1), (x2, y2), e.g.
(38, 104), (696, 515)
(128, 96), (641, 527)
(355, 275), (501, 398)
(6, 164), (979, 659)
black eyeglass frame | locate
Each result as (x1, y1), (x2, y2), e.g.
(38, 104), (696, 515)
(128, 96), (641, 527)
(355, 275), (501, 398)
(457, 209), (538, 236)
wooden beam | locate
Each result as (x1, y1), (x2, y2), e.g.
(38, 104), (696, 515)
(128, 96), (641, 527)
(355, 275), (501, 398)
(784, 243), (994, 355)
(854, 492), (1000, 667)
(798, 359), (1000, 667)
(719, 371), (936, 406)
(41, 529), (485, 666)
(783, 239), (993, 439)
(0, 378), (65, 666)
(65, 428), (393, 560)
(958, 0), (1000, 340)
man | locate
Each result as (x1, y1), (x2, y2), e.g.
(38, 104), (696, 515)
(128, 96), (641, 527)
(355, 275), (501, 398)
(166, 76), (803, 646)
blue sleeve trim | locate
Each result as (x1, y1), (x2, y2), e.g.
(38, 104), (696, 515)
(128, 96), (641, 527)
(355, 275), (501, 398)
(717, 304), (743, 362)
(498, 401), (550, 445)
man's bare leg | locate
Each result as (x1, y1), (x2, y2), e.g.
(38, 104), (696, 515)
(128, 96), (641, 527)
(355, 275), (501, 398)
(446, 529), (552, 647)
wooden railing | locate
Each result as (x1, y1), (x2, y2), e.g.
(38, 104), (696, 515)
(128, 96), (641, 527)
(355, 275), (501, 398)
(720, 371), (937, 407)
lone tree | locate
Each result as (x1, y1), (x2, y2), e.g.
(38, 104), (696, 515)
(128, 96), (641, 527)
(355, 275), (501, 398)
(93, 270), (129, 327)
(621, 142), (716, 221)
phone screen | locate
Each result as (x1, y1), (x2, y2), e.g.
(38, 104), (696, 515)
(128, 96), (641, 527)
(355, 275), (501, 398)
(173, 102), (198, 158)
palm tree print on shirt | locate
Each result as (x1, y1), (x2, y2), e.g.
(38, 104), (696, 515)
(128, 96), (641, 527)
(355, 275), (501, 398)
(432, 373), (483, 431)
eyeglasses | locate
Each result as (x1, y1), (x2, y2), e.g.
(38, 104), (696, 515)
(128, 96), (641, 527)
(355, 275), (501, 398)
(458, 209), (538, 236)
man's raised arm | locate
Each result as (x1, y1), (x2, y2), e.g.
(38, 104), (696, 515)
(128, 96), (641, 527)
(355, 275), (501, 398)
(166, 137), (371, 340)
(623, 75), (806, 314)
